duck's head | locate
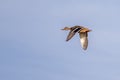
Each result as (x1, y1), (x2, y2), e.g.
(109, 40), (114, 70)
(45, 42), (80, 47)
(61, 27), (71, 30)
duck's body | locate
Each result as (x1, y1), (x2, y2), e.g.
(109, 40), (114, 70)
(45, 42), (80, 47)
(62, 25), (91, 50)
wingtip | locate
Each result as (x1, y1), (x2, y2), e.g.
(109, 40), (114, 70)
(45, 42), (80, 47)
(66, 39), (69, 42)
(83, 48), (87, 50)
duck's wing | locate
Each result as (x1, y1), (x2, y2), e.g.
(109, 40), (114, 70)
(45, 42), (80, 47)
(66, 30), (76, 41)
(79, 32), (88, 50)
(66, 27), (81, 41)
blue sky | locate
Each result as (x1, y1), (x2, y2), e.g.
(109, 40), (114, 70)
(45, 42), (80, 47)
(1, 0), (120, 80)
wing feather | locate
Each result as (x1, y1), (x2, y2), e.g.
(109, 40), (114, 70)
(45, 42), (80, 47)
(79, 32), (88, 50)
(66, 27), (81, 41)
(66, 31), (76, 41)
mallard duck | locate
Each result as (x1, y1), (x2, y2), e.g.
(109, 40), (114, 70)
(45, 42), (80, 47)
(61, 25), (91, 50)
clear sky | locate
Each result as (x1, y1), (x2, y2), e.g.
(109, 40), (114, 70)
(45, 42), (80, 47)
(1, 0), (120, 80)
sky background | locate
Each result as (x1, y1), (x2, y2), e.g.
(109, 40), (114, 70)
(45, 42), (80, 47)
(1, 0), (120, 80)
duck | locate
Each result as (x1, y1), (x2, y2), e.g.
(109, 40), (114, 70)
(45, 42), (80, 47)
(61, 25), (91, 50)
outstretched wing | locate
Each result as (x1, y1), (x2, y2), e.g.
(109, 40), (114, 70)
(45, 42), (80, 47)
(66, 30), (76, 41)
(79, 32), (88, 50)
(66, 27), (81, 41)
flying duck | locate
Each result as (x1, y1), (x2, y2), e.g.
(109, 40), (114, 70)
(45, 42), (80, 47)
(61, 25), (91, 50)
